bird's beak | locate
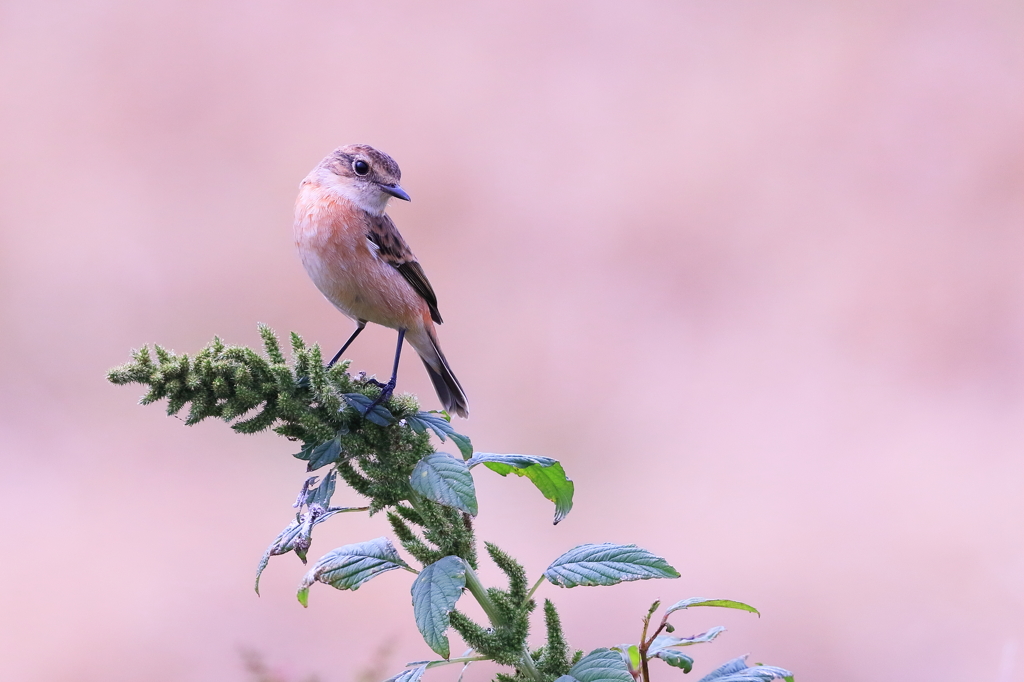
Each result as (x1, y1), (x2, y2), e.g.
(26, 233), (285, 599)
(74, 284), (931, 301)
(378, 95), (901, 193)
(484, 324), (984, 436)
(380, 183), (411, 202)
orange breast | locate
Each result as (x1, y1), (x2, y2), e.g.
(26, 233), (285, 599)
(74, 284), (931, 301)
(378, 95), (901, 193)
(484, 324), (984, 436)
(293, 182), (429, 330)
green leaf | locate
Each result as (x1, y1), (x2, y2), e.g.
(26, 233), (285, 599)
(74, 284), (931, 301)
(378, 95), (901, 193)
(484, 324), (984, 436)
(303, 471), (337, 509)
(411, 556), (467, 658)
(468, 453), (574, 524)
(297, 537), (409, 606)
(384, 664), (428, 682)
(609, 645), (638, 674)
(343, 393), (395, 426)
(293, 442), (315, 461)
(256, 473), (366, 593)
(649, 628), (726, 649)
(699, 657), (749, 682)
(406, 411), (473, 459)
(293, 429), (349, 470)
(646, 630), (724, 673)
(449, 432), (473, 460)
(410, 453), (478, 515)
(697, 656), (792, 682)
(255, 505), (363, 585)
(544, 543), (680, 588)
(467, 453), (558, 468)
(653, 649), (693, 672)
(626, 645), (641, 672)
(565, 648), (633, 682)
(256, 518), (305, 593)
(307, 438), (342, 471)
(405, 411), (451, 437)
(666, 598), (759, 616)
(736, 669), (793, 682)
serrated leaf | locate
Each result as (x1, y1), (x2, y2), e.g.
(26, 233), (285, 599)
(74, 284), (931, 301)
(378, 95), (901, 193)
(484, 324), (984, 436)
(305, 471), (337, 509)
(384, 664), (428, 682)
(411, 556), (467, 658)
(666, 598), (759, 616)
(293, 442), (315, 461)
(698, 656), (792, 682)
(608, 644), (642, 674)
(467, 453), (558, 468)
(293, 476), (318, 507)
(410, 452), (478, 515)
(255, 472), (363, 594)
(654, 649), (693, 672)
(625, 645), (641, 671)
(256, 518), (305, 593)
(566, 648), (633, 682)
(405, 411), (451, 437)
(294, 428), (348, 466)
(699, 657), (749, 682)
(469, 453), (574, 524)
(343, 393), (395, 426)
(406, 411), (473, 459)
(297, 537), (409, 606)
(706, 667), (793, 682)
(307, 438), (342, 471)
(646, 630), (718, 674)
(449, 432), (473, 460)
(544, 543), (680, 588)
(649, 627), (726, 649)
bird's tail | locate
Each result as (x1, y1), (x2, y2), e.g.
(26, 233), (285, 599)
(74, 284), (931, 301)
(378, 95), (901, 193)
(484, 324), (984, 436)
(408, 326), (469, 418)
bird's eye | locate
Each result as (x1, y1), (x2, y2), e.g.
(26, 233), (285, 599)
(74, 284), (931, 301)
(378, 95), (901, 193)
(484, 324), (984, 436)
(352, 159), (370, 176)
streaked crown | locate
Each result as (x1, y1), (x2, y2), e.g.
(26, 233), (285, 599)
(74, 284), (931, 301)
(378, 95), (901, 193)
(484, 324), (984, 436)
(312, 144), (410, 214)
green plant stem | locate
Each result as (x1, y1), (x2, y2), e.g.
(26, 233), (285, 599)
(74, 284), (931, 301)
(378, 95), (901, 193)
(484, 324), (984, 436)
(463, 563), (503, 626)
(463, 564), (544, 682)
(638, 611), (671, 682)
(518, 645), (544, 682)
(424, 655), (491, 669)
(638, 612), (653, 682)
(525, 575), (546, 602)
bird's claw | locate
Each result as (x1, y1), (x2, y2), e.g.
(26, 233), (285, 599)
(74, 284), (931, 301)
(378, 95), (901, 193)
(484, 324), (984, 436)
(366, 380), (396, 414)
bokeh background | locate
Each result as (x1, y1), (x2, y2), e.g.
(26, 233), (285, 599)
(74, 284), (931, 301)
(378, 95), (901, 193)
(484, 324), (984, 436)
(2, 1), (1023, 680)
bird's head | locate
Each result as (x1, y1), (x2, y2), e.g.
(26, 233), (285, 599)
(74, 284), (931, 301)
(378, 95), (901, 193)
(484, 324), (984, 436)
(314, 144), (411, 215)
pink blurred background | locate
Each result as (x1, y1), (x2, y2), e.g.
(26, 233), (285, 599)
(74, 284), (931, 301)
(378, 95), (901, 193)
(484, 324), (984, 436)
(2, 1), (1023, 680)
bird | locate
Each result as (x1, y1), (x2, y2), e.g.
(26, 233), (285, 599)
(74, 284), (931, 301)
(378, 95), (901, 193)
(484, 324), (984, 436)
(293, 144), (469, 418)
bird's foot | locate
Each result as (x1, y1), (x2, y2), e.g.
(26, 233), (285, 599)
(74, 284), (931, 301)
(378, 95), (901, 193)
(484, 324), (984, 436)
(356, 372), (387, 390)
(366, 379), (396, 414)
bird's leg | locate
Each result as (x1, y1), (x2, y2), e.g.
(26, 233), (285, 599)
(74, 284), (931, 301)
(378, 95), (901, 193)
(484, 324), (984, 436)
(327, 321), (367, 368)
(366, 329), (406, 411)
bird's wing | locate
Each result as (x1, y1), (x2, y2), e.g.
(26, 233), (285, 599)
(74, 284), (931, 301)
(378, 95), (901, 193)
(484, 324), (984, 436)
(366, 213), (443, 324)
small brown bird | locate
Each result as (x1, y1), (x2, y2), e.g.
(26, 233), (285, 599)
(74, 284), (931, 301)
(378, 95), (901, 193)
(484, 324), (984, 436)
(293, 144), (469, 418)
